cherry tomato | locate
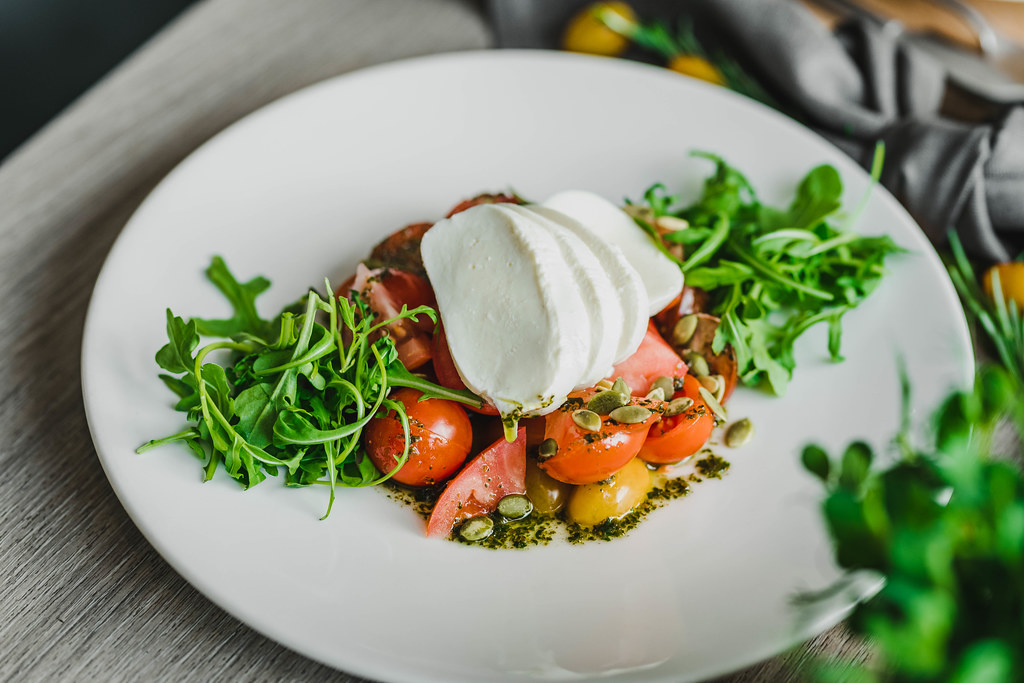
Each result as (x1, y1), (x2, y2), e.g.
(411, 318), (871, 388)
(338, 265), (437, 370)
(364, 388), (472, 487)
(638, 374), (714, 465)
(561, 2), (636, 56)
(566, 457), (651, 526)
(539, 391), (658, 485)
(606, 321), (686, 396)
(984, 262), (1024, 311)
(431, 325), (499, 416)
(426, 427), (527, 538)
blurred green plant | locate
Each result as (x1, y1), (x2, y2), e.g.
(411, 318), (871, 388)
(802, 233), (1024, 682)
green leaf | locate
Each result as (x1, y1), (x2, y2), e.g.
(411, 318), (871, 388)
(838, 441), (873, 491)
(191, 256), (271, 338)
(234, 382), (277, 448)
(950, 641), (1015, 683)
(155, 309), (198, 374)
(802, 444), (831, 482)
(783, 165), (843, 230)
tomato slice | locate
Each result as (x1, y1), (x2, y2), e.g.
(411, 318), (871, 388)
(426, 427), (527, 538)
(340, 265), (437, 370)
(638, 374), (714, 464)
(539, 392), (658, 485)
(431, 325), (499, 415)
(606, 321), (687, 396)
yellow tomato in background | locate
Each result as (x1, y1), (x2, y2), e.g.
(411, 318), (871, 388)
(983, 262), (1024, 311)
(667, 54), (726, 85)
(562, 2), (636, 56)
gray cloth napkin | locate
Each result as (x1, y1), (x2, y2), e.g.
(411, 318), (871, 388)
(490, 0), (1024, 261)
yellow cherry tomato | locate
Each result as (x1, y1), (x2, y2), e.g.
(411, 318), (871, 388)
(525, 459), (573, 515)
(566, 457), (651, 526)
(983, 262), (1024, 311)
(562, 2), (636, 56)
(667, 55), (726, 86)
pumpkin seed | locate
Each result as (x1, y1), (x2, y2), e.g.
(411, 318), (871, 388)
(673, 314), (699, 347)
(572, 409), (602, 432)
(711, 374), (727, 403)
(724, 418), (754, 448)
(458, 516), (494, 542)
(609, 405), (652, 424)
(651, 376), (675, 399)
(538, 437), (558, 460)
(587, 390), (627, 415)
(698, 374), (721, 396)
(611, 377), (632, 398)
(645, 387), (666, 402)
(684, 351), (710, 377)
(655, 215), (690, 232)
(497, 494), (534, 520)
(664, 396), (694, 416)
(595, 378), (614, 391)
(698, 386), (728, 422)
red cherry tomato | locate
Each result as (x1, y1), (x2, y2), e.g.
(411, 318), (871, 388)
(426, 427), (527, 538)
(638, 374), (714, 465)
(606, 321), (686, 396)
(338, 266), (437, 370)
(364, 388), (472, 487)
(431, 325), (499, 416)
(539, 392), (658, 485)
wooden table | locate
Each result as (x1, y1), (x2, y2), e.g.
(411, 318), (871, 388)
(1, 0), (1015, 680)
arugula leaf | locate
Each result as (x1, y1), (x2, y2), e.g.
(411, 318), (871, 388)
(138, 256), (484, 517)
(191, 256), (272, 338)
(634, 149), (901, 395)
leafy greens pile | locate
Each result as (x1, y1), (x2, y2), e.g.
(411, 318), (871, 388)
(802, 366), (1024, 682)
(794, 235), (1024, 681)
(137, 257), (480, 518)
(632, 150), (903, 395)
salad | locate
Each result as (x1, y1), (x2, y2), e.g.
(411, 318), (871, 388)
(139, 154), (901, 546)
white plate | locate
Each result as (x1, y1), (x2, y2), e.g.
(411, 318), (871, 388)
(82, 51), (973, 682)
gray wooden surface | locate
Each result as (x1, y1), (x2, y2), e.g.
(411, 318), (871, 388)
(0, 0), (872, 680)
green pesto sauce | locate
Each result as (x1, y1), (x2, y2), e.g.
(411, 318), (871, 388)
(383, 451), (731, 549)
(695, 453), (730, 479)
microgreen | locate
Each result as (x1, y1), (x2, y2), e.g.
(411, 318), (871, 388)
(801, 364), (1024, 682)
(138, 257), (483, 518)
(632, 148), (902, 395)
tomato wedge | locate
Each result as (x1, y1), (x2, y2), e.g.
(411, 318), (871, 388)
(539, 392), (659, 485)
(638, 374), (714, 464)
(606, 321), (687, 396)
(339, 265), (436, 370)
(426, 427), (527, 538)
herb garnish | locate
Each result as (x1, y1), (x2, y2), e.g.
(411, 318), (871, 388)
(631, 148), (903, 395)
(137, 257), (482, 518)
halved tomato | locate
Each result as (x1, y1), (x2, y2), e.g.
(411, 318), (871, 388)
(539, 392), (659, 485)
(426, 427), (527, 538)
(638, 374), (714, 464)
(606, 321), (687, 396)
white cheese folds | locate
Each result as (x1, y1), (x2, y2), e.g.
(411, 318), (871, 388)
(420, 198), (683, 420)
(543, 190), (684, 315)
